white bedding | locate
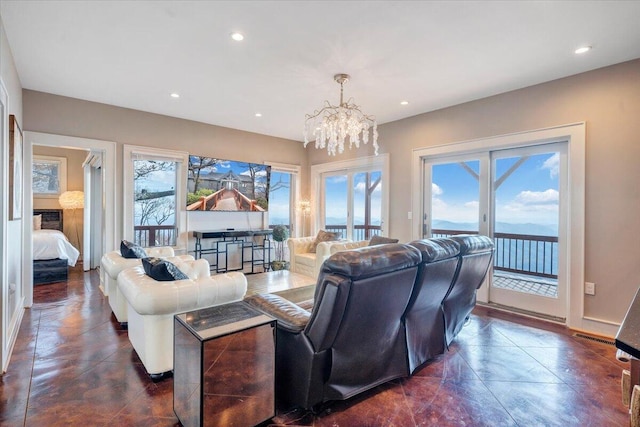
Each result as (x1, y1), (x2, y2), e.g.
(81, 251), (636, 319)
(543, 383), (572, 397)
(33, 229), (80, 267)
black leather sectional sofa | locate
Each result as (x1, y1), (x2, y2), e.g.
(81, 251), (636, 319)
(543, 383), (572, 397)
(246, 235), (494, 410)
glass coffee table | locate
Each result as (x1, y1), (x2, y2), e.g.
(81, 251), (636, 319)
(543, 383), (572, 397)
(245, 270), (316, 303)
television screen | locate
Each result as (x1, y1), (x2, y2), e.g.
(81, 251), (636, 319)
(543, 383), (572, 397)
(187, 156), (271, 212)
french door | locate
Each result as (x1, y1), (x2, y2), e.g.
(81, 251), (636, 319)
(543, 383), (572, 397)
(423, 142), (568, 319)
(321, 169), (384, 241)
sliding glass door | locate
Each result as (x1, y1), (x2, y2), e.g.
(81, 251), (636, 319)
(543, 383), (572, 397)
(422, 142), (568, 319)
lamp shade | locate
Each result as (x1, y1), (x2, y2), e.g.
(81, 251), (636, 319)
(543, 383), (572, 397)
(59, 191), (84, 209)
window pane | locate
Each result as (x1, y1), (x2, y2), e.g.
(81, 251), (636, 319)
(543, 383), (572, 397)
(324, 174), (348, 239)
(431, 160), (480, 234)
(354, 171), (382, 240)
(133, 160), (177, 246)
(268, 171), (291, 227)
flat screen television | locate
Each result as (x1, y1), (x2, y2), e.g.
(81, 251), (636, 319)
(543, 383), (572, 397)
(187, 155), (271, 212)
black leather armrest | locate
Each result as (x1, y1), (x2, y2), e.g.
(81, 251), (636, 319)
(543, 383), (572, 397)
(245, 293), (311, 333)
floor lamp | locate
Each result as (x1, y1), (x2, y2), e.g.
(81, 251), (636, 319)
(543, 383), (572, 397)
(59, 190), (84, 258)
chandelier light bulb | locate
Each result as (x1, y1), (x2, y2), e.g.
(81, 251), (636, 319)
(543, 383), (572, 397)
(303, 73), (379, 156)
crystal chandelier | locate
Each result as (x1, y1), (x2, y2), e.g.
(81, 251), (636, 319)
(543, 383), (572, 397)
(304, 74), (378, 156)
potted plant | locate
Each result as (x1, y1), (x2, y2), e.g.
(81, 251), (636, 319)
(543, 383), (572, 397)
(270, 224), (290, 271)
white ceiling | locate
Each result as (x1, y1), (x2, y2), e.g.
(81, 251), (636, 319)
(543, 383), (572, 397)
(2, 1), (640, 142)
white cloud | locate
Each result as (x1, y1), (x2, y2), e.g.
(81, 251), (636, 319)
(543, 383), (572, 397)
(515, 189), (558, 205)
(499, 189), (559, 223)
(432, 183), (443, 196)
(327, 175), (347, 184)
(432, 199), (479, 223)
(464, 200), (479, 209)
(354, 181), (382, 194)
(541, 153), (559, 178)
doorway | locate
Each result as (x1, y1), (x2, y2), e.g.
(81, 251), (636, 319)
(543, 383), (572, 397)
(423, 143), (567, 319)
(23, 132), (117, 306)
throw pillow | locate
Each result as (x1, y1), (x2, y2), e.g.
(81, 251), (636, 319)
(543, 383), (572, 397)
(310, 229), (342, 253)
(369, 235), (399, 246)
(142, 257), (189, 281)
(120, 240), (148, 259)
(33, 215), (42, 231)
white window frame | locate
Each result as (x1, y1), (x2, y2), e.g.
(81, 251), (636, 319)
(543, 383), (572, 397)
(410, 122), (601, 334)
(310, 153), (390, 238)
(123, 145), (189, 251)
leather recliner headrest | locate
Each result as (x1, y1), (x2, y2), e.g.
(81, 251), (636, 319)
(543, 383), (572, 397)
(448, 235), (494, 255)
(322, 243), (421, 280)
(408, 238), (460, 262)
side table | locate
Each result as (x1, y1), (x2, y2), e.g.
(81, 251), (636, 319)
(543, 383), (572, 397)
(174, 301), (276, 427)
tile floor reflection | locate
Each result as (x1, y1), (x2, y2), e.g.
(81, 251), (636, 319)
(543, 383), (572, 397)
(1, 264), (629, 426)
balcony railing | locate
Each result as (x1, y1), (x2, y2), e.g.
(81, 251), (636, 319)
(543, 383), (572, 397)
(431, 229), (558, 280)
(324, 225), (382, 241)
(134, 225), (177, 247)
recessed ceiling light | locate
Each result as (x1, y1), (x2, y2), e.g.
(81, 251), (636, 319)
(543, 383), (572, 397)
(230, 32), (244, 41)
(575, 46), (592, 54)
(400, 101), (409, 106)
(170, 93), (180, 98)
(255, 113), (262, 117)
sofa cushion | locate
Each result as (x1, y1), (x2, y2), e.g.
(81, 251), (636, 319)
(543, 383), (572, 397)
(369, 235), (399, 246)
(310, 230), (341, 253)
(295, 252), (317, 267)
(120, 240), (148, 259)
(141, 257), (189, 281)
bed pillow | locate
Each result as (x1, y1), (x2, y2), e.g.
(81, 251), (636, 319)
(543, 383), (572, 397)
(310, 229), (342, 253)
(120, 240), (148, 259)
(33, 215), (42, 231)
(369, 235), (399, 246)
(141, 257), (189, 281)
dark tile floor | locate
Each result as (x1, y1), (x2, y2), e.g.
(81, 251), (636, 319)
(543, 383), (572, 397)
(0, 264), (630, 426)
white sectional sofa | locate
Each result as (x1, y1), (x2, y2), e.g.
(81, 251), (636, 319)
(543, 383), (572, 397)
(287, 236), (369, 278)
(118, 258), (247, 378)
(101, 247), (194, 324)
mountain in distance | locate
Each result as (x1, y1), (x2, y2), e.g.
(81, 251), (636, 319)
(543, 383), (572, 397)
(433, 220), (558, 237)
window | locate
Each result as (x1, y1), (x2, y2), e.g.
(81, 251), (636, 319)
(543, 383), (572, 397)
(267, 162), (300, 235)
(123, 146), (188, 248)
(32, 155), (67, 197)
(311, 154), (389, 240)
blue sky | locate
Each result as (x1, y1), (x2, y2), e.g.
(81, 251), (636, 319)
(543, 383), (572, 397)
(323, 172), (382, 225)
(432, 152), (559, 226)
(268, 171), (291, 225)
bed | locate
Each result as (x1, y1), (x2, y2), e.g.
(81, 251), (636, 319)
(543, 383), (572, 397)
(33, 209), (80, 285)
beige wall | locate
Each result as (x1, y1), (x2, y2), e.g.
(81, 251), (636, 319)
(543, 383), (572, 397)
(22, 89), (309, 254)
(309, 58), (640, 324)
(32, 146), (87, 249)
(21, 59), (640, 326)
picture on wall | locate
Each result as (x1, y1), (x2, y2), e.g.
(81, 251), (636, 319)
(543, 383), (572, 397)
(9, 115), (23, 220)
(187, 155), (271, 212)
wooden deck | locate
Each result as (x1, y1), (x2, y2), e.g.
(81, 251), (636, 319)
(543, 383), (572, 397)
(493, 272), (558, 297)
